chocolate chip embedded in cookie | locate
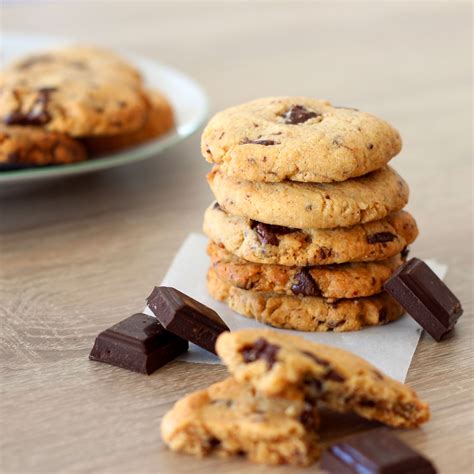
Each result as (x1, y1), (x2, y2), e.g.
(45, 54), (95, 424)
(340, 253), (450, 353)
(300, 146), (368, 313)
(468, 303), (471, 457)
(0, 124), (87, 168)
(208, 166), (409, 229)
(208, 241), (405, 299)
(203, 203), (418, 266)
(161, 377), (321, 466)
(207, 268), (404, 332)
(0, 46), (148, 136)
(201, 97), (402, 183)
(216, 329), (430, 428)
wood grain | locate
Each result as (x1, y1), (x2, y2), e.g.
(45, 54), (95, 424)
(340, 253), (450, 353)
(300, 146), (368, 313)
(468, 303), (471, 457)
(0, 2), (472, 473)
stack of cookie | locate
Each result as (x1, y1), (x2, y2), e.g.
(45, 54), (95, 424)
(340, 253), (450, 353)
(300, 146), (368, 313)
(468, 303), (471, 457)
(202, 97), (418, 332)
(0, 46), (173, 169)
(162, 329), (430, 466)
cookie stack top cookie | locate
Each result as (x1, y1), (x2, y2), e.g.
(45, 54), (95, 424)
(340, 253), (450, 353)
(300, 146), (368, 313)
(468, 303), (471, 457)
(202, 97), (402, 184)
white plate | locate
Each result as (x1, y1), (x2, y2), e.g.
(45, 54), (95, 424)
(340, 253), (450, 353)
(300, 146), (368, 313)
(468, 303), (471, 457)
(0, 32), (208, 184)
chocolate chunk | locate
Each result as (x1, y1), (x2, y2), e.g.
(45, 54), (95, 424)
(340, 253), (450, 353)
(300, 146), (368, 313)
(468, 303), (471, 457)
(208, 437), (221, 448)
(5, 88), (56, 126)
(301, 350), (344, 381)
(254, 223), (278, 245)
(250, 221), (296, 245)
(320, 428), (437, 473)
(298, 402), (318, 428)
(325, 370), (346, 382)
(303, 377), (323, 397)
(241, 138), (278, 146)
(384, 258), (463, 341)
(282, 105), (320, 124)
(89, 313), (188, 374)
(401, 246), (410, 259)
(318, 247), (333, 260)
(367, 232), (397, 244)
(327, 319), (345, 329)
(212, 201), (223, 211)
(38, 86), (58, 94)
(301, 350), (330, 367)
(27, 88), (55, 124)
(147, 287), (229, 354)
(241, 338), (279, 368)
(291, 269), (321, 296)
(4, 111), (27, 125)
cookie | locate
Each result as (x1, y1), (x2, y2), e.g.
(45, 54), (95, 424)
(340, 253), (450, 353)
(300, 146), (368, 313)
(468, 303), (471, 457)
(161, 377), (320, 466)
(207, 268), (404, 332)
(0, 46), (148, 136)
(208, 165), (409, 229)
(216, 330), (430, 428)
(201, 97), (402, 183)
(208, 241), (404, 300)
(0, 124), (87, 168)
(82, 90), (174, 154)
(203, 203), (418, 266)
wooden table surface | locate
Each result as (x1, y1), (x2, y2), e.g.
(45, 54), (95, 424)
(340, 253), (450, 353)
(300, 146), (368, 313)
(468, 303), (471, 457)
(1, 2), (472, 473)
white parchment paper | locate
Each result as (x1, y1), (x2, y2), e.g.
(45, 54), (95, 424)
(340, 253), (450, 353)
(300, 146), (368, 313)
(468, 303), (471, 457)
(144, 233), (447, 382)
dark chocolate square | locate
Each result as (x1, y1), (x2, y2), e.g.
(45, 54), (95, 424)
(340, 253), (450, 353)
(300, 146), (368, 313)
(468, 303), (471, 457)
(147, 287), (229, 354)
(89, 313), (188, 374)
(320, 429), (437, 473)
(384, 258), (463, 341)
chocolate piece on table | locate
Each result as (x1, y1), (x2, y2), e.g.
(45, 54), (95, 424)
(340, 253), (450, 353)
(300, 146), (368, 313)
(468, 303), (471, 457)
(89, 313), (188, 374)
(147, 287), (229, 354)
(384, 258), (463, 341)
(320, 429), (437, 474)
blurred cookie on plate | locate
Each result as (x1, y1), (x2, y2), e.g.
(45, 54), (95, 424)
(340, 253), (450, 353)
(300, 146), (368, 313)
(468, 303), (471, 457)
(0, 46), (148, 137)
(0, 45), (175, 171)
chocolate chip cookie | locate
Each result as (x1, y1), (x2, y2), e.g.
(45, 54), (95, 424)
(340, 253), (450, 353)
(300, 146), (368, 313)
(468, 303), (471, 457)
(208, 241), (404, 299)
(201, 97), (402, 183)
(0, 124), (86, 168)
(82, 89), (174, 154)
(208, 165), (409, 229)
(161, 377), (320, 465)
(0, 46), (148, 136)
(216, 330), (430, 428)
(203, 203), (418, 266)
(207, 268), (404, 332)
